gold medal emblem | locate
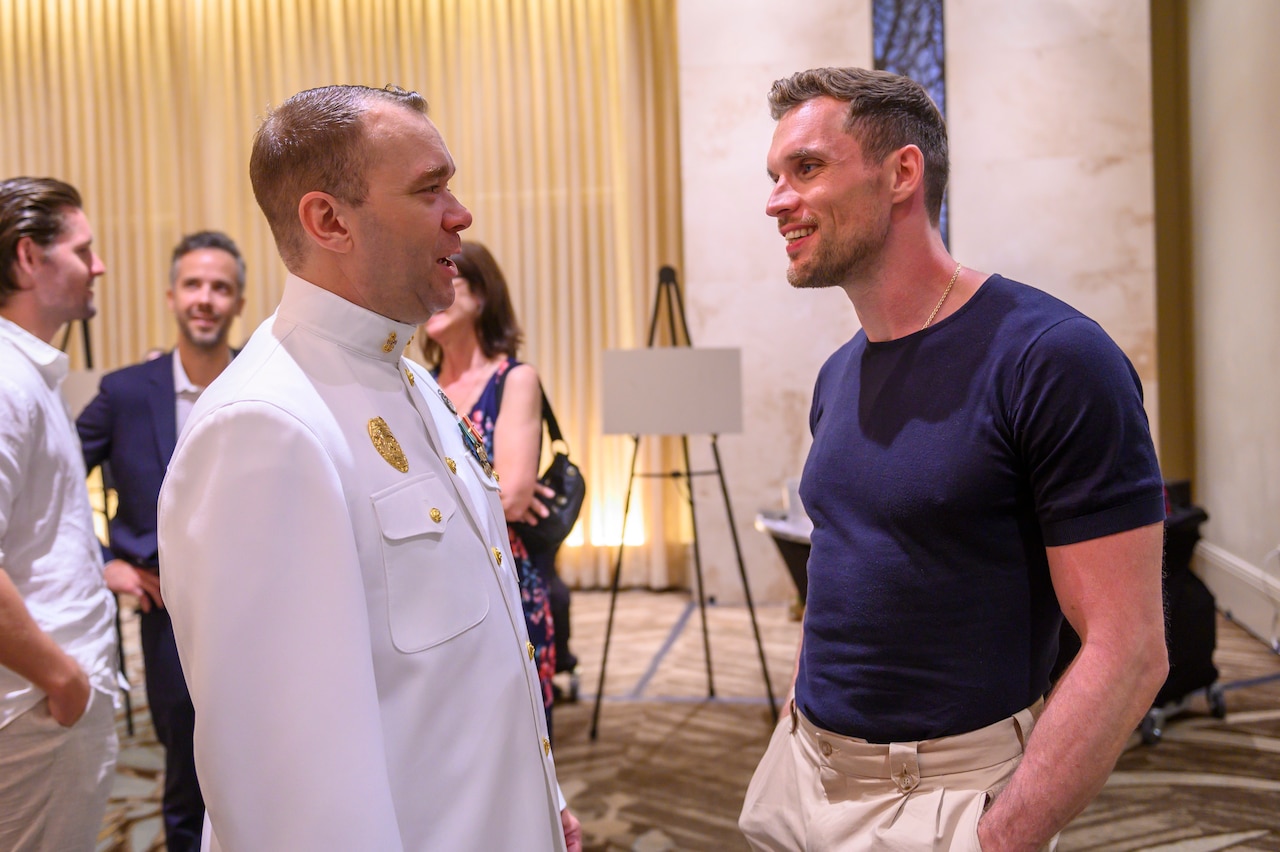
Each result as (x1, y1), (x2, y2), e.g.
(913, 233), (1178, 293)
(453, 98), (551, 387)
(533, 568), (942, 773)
(368, 417), (408, 473)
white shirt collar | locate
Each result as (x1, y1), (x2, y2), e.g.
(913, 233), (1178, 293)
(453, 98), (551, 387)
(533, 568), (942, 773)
(0, 314), (69, 386)
(171, 348), (202, 394)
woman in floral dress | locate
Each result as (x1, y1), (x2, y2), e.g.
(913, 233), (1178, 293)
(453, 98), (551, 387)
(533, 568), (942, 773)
(420, 242), (558, 738)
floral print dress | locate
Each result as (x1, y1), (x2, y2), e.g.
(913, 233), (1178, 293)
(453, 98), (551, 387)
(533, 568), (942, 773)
(466, 358), (556, 726)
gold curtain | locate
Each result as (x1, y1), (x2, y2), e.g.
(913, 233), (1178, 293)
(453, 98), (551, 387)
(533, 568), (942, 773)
(0, 0), (684, 589)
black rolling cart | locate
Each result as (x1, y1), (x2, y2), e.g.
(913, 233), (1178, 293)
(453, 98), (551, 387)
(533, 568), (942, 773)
(1052, 480), (1234, 744)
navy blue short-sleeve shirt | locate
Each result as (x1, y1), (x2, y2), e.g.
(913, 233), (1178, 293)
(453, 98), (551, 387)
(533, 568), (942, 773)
(795, 275), (1164, 743)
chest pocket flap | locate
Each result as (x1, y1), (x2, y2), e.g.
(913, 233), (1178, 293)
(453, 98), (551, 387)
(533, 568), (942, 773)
(372, 474), (488, 653)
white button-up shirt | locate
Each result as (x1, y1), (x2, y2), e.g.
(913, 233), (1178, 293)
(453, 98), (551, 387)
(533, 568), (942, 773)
(172, 348), (204, 436)
(0, 315), (117, 729)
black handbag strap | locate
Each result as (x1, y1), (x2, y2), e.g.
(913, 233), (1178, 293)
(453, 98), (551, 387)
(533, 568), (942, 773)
(539, 385), (566, 446)
(491, 361), (567, 450)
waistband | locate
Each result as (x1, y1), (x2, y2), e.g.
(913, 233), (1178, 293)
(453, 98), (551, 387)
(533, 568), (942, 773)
(792, 698), (1043, 781)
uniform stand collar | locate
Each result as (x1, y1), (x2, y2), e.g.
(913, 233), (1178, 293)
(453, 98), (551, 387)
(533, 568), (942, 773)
(277, 274), (418, 363)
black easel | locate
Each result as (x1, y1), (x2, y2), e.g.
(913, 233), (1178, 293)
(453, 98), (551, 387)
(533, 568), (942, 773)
(58, 317), (94, 369)
(59, 319), (135, 737)
(589, 266), (778, 740)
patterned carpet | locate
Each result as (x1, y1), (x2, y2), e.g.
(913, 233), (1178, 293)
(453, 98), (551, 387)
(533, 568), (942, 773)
(1063, 634), (1280, 852)
(99, 590), (1280, 851)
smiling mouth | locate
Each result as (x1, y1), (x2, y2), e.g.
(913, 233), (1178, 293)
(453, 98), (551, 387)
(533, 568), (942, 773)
(785, 227), (815, 242)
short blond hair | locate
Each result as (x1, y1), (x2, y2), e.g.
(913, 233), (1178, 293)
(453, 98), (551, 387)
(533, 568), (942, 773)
(248, 84), (427, 268)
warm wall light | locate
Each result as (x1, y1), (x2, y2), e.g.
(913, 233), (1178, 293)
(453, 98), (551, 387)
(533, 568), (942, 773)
(585, 504), (646, 548)
(86, 467), (114, 547)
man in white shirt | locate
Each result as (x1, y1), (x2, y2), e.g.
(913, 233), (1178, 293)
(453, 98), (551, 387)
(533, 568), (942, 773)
(77, 230), (247, 852)
(158, 85), (582, 851)
(0, 176), (119, 851)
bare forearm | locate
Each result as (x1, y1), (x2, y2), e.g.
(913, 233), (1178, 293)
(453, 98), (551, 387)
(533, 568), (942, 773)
(0, 567), (81, 692)
(493, 364), (544, 521)
(979, 635), (1167, 850)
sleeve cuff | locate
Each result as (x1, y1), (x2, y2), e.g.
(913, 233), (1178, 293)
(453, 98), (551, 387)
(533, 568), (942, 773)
(1042, 492), (1167, 547)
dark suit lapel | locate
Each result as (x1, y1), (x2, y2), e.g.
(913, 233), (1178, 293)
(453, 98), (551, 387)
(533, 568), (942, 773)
(147, 353), (179, 465)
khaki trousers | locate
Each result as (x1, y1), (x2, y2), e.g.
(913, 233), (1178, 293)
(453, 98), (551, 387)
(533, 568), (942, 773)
(740, 700), (1056, 852)
(0, 688), (118, 852)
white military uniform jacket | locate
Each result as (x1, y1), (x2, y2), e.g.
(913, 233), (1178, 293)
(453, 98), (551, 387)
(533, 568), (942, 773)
(159, 275), (566, 852)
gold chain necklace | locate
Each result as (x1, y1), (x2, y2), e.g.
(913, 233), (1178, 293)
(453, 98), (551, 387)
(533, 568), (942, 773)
(922, 262), (963, 330)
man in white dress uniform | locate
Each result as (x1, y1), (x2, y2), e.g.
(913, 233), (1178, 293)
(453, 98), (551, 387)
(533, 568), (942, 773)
(158, 85), (582, 851)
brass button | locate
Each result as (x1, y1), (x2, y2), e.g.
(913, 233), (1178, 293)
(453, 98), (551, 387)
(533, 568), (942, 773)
(493, 471), (500, 483)
(405, 369), (415, 386)
(429, 507), (443, 523)
(543, 737), (550, 756)
(445, 457), (457, 474)
(820, 741), (833, 756)
(492, 547), (503, 566)
(527, 642), (535, 660)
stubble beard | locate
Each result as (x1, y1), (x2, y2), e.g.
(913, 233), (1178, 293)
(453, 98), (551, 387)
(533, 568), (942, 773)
(787, 219), (889, 291)
(71, 278), (97, 321)
(178, 316), (230, 351)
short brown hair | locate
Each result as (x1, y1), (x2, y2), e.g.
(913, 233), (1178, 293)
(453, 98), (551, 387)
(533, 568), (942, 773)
(769, 67), (949, 225)
(419, 241), (524, 368)
(0, 177), (83, 306)
(249, 84), (428, 268)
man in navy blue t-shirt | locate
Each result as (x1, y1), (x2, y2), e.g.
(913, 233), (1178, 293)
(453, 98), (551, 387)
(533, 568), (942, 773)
(739, 68), (1168, 852)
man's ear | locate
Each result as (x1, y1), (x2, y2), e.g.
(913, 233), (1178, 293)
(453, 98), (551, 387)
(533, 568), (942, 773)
(297, 191), (353, 255)
(10, 236), (42, 288)
(888, 144), (925, 205)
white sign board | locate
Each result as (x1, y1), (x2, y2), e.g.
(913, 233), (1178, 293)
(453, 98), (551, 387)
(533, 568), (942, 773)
(62, 369), (105, 419)
(602, 347), (742, 436)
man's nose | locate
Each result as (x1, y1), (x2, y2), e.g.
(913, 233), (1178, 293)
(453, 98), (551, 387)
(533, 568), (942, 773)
(449, 200), (474, 233)
(765, 179), (795, 219)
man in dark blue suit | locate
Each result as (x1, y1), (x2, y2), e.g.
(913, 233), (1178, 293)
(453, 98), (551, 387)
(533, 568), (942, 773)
(78, 231), (245, 852)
